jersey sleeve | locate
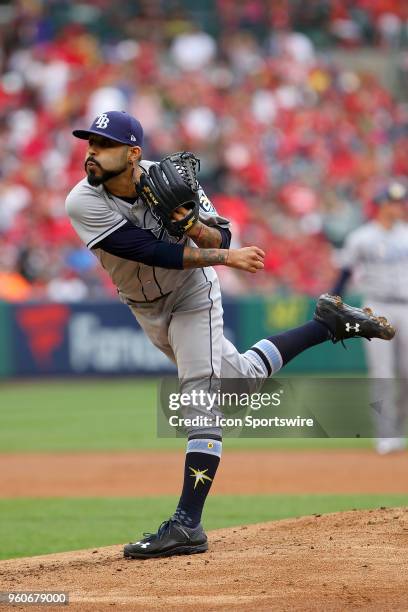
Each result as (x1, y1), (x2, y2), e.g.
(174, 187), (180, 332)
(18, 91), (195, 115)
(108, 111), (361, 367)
(197, 186), (230, 229)
(66, 186), (128, 249)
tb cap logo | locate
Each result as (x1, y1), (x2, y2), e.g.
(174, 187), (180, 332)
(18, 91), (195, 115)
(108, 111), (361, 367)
(95, 113), (110, 129)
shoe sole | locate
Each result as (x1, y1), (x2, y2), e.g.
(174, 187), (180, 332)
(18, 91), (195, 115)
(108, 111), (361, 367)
(124, 542), (208, 560)
(318, 294), (396, 340)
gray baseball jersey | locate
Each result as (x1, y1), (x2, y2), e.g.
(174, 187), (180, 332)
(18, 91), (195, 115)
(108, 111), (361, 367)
(66, 161), (283, 438)
(66, 160), (230, 304)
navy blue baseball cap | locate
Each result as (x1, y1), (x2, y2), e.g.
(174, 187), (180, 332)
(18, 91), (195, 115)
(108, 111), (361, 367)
(73, 110), (144, 147)
(374, 181), (407, 205)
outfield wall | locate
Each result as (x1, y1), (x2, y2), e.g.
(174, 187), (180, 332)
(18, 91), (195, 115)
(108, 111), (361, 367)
(0, 296), (365, 378)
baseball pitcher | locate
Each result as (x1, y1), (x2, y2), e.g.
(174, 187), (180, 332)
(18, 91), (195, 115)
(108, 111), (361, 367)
(66, 111), (395, 559)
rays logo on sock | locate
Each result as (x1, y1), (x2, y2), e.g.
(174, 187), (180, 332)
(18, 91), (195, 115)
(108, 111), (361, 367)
(189, 467), (212, 490)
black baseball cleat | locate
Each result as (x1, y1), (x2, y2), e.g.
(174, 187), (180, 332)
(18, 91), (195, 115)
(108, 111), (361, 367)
(314, 294), (396, 345)
(123, 518), (208, 559)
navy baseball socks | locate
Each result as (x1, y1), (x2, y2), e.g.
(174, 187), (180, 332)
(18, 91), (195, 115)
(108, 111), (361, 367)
(124, 437), (221, 559)
(246, 319), (329, 375)
(267, 320), (329, 366)
(173, 436), (222, 528)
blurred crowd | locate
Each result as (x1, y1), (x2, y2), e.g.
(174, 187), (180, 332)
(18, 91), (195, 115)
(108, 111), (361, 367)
(0, 0), (407, 301)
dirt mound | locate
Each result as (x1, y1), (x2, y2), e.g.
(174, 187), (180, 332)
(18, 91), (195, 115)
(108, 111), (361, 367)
(1, 508), (408, 611)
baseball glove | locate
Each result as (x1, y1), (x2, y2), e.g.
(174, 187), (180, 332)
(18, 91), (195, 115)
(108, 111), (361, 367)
(136, 152), (201, 238)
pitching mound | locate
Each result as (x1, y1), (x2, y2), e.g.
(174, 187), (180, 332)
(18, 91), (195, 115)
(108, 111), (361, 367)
(1, 508), (407, 611)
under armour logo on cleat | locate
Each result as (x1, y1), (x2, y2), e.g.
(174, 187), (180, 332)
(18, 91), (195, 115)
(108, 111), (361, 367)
(345, 323), (360, 332)
(136, 542), (151, 548)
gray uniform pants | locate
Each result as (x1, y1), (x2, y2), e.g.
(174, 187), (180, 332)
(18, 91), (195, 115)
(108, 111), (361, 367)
(364, 300), (408, 439)
(129, 267), (282, 437)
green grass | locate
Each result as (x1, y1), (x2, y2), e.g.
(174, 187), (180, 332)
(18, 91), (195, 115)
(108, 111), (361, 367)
(0, 380), (166, 452)
(0, 380), (375, 452)
(1, 494), (407, 560)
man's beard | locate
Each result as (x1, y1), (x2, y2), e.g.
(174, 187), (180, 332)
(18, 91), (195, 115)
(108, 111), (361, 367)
(85, 159), (128, 186)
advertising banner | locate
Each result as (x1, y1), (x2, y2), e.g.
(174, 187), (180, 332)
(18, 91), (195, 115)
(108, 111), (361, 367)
(9, 299), (239, 378)
(2, 295), (367, 378)
(10, 302), (173, 377)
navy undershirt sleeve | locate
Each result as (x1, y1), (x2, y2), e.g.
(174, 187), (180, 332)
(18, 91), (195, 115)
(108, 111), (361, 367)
(94, 221), (185, 269)
(217, 226), (231, 249)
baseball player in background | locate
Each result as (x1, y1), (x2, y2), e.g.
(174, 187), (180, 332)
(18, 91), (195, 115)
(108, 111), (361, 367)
(332, 182), (408, 455)
(66, 111), (395, 559)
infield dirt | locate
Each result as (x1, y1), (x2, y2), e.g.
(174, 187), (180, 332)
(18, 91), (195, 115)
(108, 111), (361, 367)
(1, 449), (408, 497)
(1, 508), (407, 611)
